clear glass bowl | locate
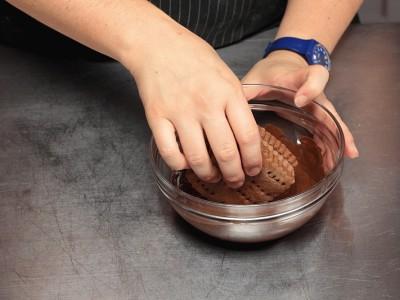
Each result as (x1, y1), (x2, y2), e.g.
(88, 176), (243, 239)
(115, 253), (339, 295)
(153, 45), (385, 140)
(150, 84), (344, 243)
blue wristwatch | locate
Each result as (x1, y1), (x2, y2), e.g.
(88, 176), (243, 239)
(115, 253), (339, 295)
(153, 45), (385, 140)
(263, 37), (331, 71)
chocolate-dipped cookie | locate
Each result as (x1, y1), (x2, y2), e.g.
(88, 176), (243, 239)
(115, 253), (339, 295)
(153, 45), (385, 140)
(185, 126), (298, 204)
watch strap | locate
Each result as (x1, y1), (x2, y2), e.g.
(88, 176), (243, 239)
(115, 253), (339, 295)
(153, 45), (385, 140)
(263, 37), (317, 61)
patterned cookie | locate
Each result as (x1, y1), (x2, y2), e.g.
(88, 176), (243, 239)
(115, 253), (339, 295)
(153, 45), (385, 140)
(255, 126), (298, 194)
(185, 126), (298, 204)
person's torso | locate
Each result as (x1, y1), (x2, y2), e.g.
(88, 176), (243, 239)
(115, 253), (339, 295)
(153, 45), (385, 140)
(150, 0), (287, 47)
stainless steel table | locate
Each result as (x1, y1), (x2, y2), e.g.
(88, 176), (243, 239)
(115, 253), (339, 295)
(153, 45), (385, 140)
(0, 24), (399, 300)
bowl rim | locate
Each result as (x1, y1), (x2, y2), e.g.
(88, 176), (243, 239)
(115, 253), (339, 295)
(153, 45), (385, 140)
(149, 84), (345, 210)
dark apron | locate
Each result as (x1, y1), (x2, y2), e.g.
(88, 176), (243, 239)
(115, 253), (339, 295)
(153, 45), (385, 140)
(0, 1), (287, 59)
(150, 0), (287, 48)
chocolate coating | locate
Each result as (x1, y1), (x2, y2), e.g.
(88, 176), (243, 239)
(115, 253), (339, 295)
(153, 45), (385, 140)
(181, 124), (324, 204)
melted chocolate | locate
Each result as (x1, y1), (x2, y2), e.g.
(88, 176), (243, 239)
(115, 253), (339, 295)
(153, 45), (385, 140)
(177, 124), (325, 204)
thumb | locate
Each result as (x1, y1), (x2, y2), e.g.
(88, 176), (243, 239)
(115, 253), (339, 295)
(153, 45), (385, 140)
(294, 65), (329, 107)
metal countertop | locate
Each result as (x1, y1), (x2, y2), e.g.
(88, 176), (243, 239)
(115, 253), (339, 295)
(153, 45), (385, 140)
(0, 24), (399, 300)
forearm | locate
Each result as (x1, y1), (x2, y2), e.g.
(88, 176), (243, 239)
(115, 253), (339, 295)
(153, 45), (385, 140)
(6, 0), (180, 69)
(276, 0), (363, 53)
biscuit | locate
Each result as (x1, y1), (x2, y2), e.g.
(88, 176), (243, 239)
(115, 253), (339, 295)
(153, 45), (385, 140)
(185, 126), (298, 204)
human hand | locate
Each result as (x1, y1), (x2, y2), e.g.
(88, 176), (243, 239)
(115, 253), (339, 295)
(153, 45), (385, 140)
(126, 23), (262, 188)
(241, 50), (359, 158)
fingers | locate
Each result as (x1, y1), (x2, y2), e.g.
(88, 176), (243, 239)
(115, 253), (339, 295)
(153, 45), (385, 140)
(150, 118), (189, 170)
(175, 120), (221, 183)
(201, 114), (245, 188)
(225, 97), (262, 176)
(316, 96), (359, 158)
(241, 83), (263, 101)
(313, 127), (335, 172)
(294, 65), (329, 107)
(241, 72), (266, 100)
(342, 125), (359, 158)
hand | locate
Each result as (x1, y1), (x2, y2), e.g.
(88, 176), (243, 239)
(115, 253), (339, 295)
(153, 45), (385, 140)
(241, 50), (359, 158)
(126, 23), (262, 188)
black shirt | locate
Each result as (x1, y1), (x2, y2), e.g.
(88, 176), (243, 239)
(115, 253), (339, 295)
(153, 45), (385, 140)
(0, 1), (287, 58)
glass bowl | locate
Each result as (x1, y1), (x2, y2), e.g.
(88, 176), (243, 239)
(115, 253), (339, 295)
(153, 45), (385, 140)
(150, 84), (344, 243)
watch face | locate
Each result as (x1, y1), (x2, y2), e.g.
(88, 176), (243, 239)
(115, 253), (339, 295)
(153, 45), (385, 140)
(312, 44), (331, 70)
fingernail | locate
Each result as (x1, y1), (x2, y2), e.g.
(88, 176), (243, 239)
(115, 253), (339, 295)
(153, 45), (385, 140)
(227, 180), (244, 189)
(295, 95), (308, 107)
(209, 173), (221, 183)
(246, 167), (261, 176)
(351, 143), (359, 158)
(203, 169), (221, 183)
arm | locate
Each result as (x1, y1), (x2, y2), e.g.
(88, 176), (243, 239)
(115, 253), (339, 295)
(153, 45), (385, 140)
(6, 0), (178, 69)
(7, 0), (263, 187)
(277, 0), (363, 52)
(243, 0), (362, 158)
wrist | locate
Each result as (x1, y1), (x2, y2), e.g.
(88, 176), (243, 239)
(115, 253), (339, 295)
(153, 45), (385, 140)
(121, 18), (210, 80)
(116, 2), (183, 73)
(263, 37), (331, 71)
(263, 50), (308, 67)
